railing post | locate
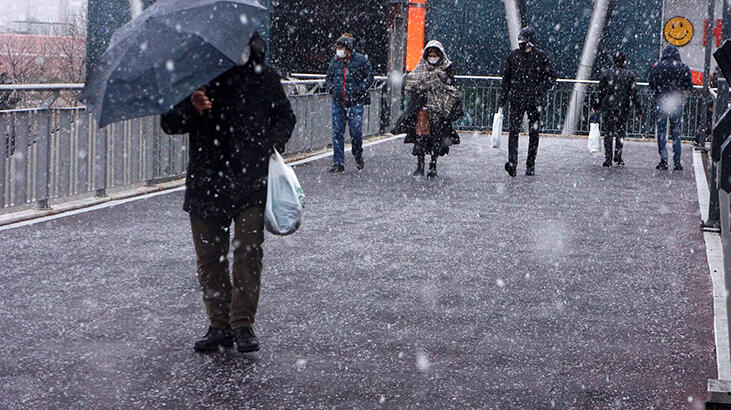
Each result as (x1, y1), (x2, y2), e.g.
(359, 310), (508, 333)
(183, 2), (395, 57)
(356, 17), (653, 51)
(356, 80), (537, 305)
(35, 91), (58, 210)
(717, 79), (730, 122)
(707, 80), (731, 231)
(709, 136), (731, 402)
(94, 124), (108, 197)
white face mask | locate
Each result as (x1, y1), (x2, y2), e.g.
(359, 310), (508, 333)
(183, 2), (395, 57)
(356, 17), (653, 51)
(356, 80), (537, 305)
(237, 44), (251, 66)
(336, 49), (347, 59)
(427, 57), (440, 65)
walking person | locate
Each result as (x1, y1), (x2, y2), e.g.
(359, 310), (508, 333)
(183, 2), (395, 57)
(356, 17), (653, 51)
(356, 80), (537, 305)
(161, 33), (296, 353)
(325, 33), (375, 173)
(591, 51), (642, 167)
(649, 45), (693, 171)
(392, 40), (463, 178)
(498, 27), (556, 177)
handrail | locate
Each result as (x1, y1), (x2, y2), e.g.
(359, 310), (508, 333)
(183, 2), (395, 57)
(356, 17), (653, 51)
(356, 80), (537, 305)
(1, 76), (707, 94)
(289, 72), (710, 89)
(0, 84), (84, 92)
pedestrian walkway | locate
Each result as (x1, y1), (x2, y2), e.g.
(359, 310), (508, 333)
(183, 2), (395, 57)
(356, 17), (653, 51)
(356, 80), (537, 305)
(0, 134), (715, 408)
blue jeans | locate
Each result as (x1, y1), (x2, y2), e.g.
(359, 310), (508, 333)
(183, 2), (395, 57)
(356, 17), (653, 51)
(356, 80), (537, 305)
(332, 102), (364, 165)
(655, 109), (683, 164)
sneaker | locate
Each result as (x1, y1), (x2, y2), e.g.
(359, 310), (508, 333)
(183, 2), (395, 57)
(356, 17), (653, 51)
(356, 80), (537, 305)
(602, 160), (612, 168)
(427, 162), (437, 179)
(525, 166), (535, 176)
(656, 160), (668, 170)
(504, 162), (516, 177)
(674, 162), (683, 171)
(233, 327), (260, 353)
(355, 156), (365, 170)
(329, 163), (345, 173)
(193, 326), (233, 352)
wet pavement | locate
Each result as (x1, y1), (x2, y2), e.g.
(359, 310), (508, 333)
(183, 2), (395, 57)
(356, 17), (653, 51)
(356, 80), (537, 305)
(0, 134), (715, 408)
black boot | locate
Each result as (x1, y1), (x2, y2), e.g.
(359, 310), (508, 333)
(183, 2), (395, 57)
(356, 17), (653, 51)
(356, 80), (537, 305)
(674, 162), (683, 171)
(329, 163), (345, 173)
(427, 158), (438, 178)
(355, 155), (365, 170)
(525, 166), (535, 176)
(504, 162), (516, 177)
(413, 156), (425, 176)
(233, 327), (260, 353)
(194, 326), (233, 352)
(602, 160), (612, 167)
(656, 160), (668, 170)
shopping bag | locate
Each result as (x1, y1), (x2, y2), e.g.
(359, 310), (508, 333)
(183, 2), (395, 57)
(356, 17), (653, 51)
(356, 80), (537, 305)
(491, 108), (503, 149)
(264, 150), (305, 235)
(588, 119), (602, 154)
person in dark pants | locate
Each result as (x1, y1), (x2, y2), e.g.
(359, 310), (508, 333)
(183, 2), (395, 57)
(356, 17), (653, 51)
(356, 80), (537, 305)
(325, 33), (375, 173)
(649, 45), (693, 171)
(498, 26), (556, 177)
(591, 51), (642, 167)
(161, 33), (296, 354)
(392, 40), (463, 178)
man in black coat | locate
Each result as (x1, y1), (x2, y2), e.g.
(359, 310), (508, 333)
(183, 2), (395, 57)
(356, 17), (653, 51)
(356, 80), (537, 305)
(591, 51), (642, 167)
(649, 45), (693, 171)
(498, 26), (556, 177)
(161, 33), (296, 354)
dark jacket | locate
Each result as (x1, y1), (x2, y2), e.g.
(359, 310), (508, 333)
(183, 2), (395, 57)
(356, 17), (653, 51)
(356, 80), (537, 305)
(649, 46), (693, 101)
(391, 64), (463, 156)
(325, 52), (375, 107)
(592, 67), (641, 118)
(499, 47), (556, 107)
(161, 44), (296, 220)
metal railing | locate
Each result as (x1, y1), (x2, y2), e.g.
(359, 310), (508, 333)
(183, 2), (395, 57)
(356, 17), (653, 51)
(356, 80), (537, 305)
(454, 76), (707, 139)
(290, 73), (707, 139)
(0, 80), (385, 213)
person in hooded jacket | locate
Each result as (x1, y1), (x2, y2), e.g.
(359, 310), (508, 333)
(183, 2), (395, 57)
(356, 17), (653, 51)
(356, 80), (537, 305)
(392, 40), (463, 178)
(160, 32), (296, 354)
(591, 51), (642, 167)
(325, 33), (375, 173)
(649, 45), (693, 171)
(498, 26), (556, 177)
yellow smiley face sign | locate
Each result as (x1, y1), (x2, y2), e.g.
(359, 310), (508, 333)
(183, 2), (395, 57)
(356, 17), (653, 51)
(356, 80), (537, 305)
(664, 16), (693, 46)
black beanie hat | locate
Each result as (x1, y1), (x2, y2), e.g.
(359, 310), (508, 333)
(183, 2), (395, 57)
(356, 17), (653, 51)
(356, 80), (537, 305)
(336, 33), (355, 51)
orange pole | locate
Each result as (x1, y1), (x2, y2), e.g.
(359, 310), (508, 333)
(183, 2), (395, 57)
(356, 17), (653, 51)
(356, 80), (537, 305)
(405, 0), (427, 71)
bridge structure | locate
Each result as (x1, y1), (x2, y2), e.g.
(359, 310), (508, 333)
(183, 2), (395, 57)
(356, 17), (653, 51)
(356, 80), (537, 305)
(0, 72), (729, 407)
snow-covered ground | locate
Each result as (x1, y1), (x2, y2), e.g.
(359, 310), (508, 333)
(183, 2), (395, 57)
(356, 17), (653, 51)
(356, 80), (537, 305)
(0, 134), (714, 408)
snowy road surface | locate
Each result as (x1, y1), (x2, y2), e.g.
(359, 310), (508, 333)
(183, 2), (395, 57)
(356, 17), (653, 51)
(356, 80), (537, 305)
(0, 134), (714, 408)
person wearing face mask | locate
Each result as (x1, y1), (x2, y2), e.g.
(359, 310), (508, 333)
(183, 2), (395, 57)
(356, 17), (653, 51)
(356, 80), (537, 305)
(392, 40), (463, 178)
(160, 32), (296, 354)
(325, 33), (375, 173)
(591, 51), (643, 168)
(498, 26), (556, 177)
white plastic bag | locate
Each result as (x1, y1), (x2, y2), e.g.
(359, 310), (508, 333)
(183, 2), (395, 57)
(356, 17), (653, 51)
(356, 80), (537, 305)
(588, 122), (602, 154)
(264, 150), (305, 235)
(491, 108), (503, 149)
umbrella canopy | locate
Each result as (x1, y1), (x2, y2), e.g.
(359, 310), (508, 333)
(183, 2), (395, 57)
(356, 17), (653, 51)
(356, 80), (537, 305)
(83, 0), (268, 128)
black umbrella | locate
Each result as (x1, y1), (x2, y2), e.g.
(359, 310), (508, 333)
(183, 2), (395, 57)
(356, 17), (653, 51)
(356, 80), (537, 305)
(83, 0), (268, 128)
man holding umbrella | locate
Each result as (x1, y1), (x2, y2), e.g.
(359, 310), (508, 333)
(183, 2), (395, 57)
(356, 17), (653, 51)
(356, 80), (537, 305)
(85, 1), (296, 354)
(161, 32), (295, 353)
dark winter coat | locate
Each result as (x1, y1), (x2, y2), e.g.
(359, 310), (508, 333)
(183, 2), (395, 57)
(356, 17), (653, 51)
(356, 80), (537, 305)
(649, 46), (693, 102)
(325, 52), (375, 107)
(498, 47), (556, 108)
(592, 67), (641, 119)
(391, 64), (463, 156)
(161, 50), (296, 220)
